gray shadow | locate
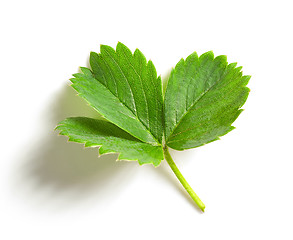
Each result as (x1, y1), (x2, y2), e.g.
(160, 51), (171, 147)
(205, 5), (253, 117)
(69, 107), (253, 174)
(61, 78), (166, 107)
(14, 69), (202, 213)
(14, 84), (137, 210)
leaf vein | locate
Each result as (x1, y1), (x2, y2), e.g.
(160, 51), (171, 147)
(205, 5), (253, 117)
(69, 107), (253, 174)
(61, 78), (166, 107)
(166, 63), (225, 142)
(103, 47), (137, 114)
(120, 47), (150, 129)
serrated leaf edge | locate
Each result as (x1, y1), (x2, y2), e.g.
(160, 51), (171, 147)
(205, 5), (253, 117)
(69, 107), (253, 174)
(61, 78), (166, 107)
(56, 124), (162, 167)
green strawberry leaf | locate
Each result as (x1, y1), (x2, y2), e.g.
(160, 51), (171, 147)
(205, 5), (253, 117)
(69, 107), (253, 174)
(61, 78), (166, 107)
(56, 117), (163, 166)
(56, 43), (251, 212)
(71, 42), (163, 145)
(164, 51), (250, 150)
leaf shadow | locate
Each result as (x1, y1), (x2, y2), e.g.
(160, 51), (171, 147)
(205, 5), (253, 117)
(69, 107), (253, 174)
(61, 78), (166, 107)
(13, 84), (137, 211)
(14, 68), (203, 213)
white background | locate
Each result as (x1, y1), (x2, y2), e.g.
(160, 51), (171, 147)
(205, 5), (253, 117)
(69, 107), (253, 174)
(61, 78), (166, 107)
(1, 0), (292, 239)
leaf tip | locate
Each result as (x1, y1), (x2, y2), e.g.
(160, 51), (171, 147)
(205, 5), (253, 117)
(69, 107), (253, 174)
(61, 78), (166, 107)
(89, 51), (98, 58)
(200, 50), (214, 60)
(228, 62), (238, 69)
(186, 51), (199, 62)
(100, 44), (115, 54)
(215, 54), (228, 63)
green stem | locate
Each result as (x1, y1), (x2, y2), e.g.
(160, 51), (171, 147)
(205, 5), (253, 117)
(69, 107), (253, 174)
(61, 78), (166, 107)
(163, 146), (205, 212)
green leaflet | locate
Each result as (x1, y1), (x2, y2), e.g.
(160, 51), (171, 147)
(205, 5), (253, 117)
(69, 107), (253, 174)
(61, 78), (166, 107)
(85, 42), (163, 144)
(164, 51), (250, 150)
(56, 117), (163, 166)
(71, 67), (159, 145)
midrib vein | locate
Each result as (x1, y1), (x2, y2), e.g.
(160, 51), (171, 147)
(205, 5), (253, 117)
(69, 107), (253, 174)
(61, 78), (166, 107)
(120, 48), (150, 129)
(100, 49), (159, 144)
(166, 67), (225, 143)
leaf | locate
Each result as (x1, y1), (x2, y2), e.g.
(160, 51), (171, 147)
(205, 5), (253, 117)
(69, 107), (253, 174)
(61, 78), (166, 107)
(57, 43), (251, 211)
(70, 42), (163, 145)
(164, 51), (250, 150)
(56, 117), (163, 166)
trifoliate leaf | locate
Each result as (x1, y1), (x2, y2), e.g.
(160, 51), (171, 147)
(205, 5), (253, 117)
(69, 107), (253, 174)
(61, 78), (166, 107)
(164, 51), (250, 150)
(56, 43), (251, 211)
(71, 42), (163, 145)
(56, 117), (163, 166)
